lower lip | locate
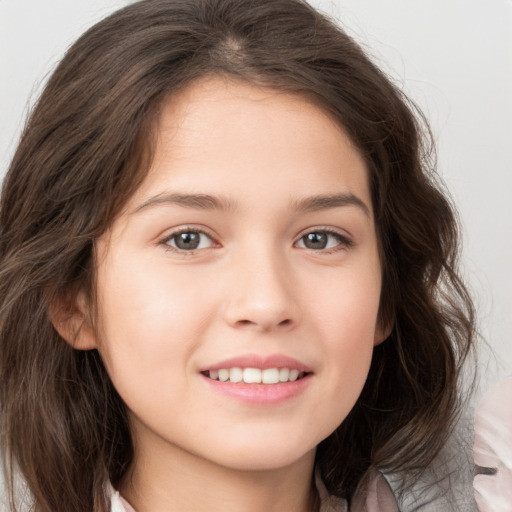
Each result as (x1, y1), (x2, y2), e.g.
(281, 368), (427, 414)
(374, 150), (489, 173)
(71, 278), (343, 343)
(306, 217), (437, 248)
(202, 374), (312, 405)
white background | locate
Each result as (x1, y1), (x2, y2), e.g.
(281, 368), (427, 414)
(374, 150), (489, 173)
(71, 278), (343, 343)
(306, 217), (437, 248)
(1, 0), (511, 396)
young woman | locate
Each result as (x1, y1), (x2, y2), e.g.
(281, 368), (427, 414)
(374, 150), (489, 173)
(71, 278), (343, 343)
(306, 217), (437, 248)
(0, 1), (476, 510)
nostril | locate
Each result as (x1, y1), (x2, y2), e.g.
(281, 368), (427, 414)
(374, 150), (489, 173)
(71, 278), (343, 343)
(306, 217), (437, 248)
(232, 317), (293, 330)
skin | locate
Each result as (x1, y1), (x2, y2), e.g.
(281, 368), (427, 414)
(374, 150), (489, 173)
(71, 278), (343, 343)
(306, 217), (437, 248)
(63, 76), (387, 512)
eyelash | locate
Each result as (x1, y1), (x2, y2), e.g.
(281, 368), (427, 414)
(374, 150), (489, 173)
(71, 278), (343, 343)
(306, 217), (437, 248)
(159, 227), (353, 254)
(160, 226), (218, 254)
(295, 228), (353, 253)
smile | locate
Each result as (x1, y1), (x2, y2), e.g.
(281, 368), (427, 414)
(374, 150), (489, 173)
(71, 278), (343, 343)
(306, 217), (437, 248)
(200, 354), (314, 403)
(204, 367), (308, 384)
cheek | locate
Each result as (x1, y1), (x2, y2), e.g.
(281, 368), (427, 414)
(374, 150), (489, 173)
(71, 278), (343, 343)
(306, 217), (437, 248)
(311, 262), (382, 348)
(94, 252), (211, 389)
(305, 265), (381, 423)
(322, 313), (375, 407)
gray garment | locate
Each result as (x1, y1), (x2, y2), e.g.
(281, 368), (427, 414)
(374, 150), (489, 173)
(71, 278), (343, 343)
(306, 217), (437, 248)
(385, 414), (478, 511)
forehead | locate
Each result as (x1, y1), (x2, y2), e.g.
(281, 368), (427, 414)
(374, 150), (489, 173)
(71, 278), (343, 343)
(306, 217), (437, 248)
(156, 76), (354, 157)
(129, 76), (372, 213)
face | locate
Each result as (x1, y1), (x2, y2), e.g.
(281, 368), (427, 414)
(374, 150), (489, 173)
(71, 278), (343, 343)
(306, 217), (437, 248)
(82, 77), (386, 473)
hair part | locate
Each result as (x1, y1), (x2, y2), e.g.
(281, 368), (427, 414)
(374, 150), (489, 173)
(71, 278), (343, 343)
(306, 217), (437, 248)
(0, 1), (475, 510)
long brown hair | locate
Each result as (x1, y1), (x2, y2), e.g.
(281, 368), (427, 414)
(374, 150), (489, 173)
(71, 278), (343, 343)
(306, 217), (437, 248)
(0, 0), (475, 510)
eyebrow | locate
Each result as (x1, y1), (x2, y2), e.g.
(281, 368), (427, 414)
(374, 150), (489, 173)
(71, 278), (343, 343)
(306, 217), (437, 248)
(132, 191), (370, 217)
(293, 193), (371, 217)
(132, 193), (235, 214)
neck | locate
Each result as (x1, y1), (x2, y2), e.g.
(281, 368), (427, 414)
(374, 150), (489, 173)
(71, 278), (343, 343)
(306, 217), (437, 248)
(119, 434), (318, 512)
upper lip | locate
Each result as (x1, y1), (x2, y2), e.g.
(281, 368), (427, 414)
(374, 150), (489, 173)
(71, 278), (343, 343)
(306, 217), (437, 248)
(201, 354), (313, 373)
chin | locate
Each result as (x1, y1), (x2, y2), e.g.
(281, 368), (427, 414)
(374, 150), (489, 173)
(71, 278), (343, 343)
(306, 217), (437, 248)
(203, 435), (318, 472)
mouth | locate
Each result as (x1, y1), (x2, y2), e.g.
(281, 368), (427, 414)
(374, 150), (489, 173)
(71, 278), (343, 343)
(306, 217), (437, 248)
(201, 367), (311, 384)
(200, 354), (314, 403)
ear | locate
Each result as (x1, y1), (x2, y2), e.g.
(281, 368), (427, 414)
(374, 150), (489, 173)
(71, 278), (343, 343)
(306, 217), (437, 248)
(49, 290), (98, 350)
(373, 320), (393, 346)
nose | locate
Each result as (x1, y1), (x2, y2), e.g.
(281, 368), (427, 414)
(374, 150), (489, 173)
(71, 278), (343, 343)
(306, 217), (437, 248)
(223, 245), (299, 333)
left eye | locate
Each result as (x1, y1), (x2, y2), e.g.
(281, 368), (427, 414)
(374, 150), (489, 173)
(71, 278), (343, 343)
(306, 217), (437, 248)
(163, 230), (213, 251)
(296, 231), (348, 251)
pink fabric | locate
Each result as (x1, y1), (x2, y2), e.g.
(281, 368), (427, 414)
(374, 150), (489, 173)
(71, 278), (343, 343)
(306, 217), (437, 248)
(351, 467), (399, 512)
(473, 375), (512, 512)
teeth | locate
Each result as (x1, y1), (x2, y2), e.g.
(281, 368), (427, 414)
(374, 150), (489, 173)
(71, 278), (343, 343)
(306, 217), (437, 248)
(206, 367), (307, 384)
(289, 369), (300, 381)
(218, 369), (229, 382)
(229, 367), (243, 383)
(243, 368), (261, 383)
(262, 368), (280, 384)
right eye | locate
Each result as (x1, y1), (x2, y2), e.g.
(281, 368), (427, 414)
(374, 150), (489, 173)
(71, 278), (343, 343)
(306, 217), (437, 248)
(161, 229), (215, 252)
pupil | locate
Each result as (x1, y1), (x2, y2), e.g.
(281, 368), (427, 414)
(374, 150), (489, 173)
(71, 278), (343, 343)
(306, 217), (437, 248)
(176, 232), (200, 250)
(305, 232), (327, 249)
